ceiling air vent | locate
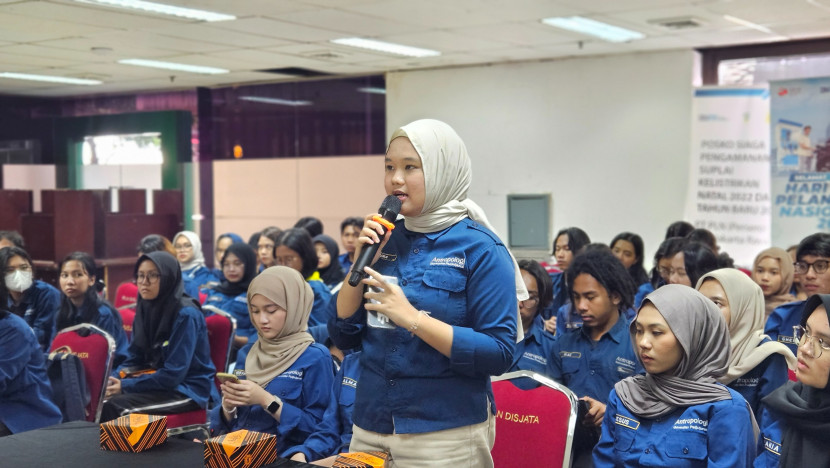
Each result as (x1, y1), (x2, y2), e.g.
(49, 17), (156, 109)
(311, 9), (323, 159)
(256, 67), (333, 77)
(648, 16), (705, 30)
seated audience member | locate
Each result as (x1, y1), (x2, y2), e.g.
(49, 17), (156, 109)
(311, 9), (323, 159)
(102, 252), (214, 422)
(508, 259), (554, 374)
(173, 231), (219, 300)
(0, 302), (62, 436)
(766, 233), (830, 354)
(787, 244), (808, 301)
(696, 269), (795, 440)
(248, 231), (262, 272)
(593, 285), (757, 467)
(555, 243), (622, 335)
(57, 252), (129, 365)
(546, 249), (641, 457)
(294, 216), (324, 238)
(687, 228), (735, 269)
(312, 234), (345, 291)
(202, 243), (258, 346)
(757, 294), (830, 467)
(338, 217), (362, 275)
(256, 227), (282, 272)
(611, 232), (651, 309)
(138, 234), (176, 257)
(752, 247), (796, 321)
(544, 227), (591, 333)
(213, 232), (245, 278)
(666, 240), (718, 288)
(285, 351), (362, 463)
(275, 228), (333, 342)
(651, 236), (686, 288)
(0, 230), (25, 250)
(1, 246), (60, 350)
(210, 266), (333, 457)
(664, 220), (695, 239)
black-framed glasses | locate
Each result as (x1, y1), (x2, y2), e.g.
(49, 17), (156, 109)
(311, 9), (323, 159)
(793, 260), (830, 275)
(174, 243), (193, 251)
(136, 272), (161, 284)
(794, 325), (830, 358)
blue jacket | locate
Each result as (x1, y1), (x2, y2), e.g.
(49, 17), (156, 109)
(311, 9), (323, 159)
(633, 282), (654, 310)
(753, 407), (783, 468)
(209, 343), (334, 457)
(114, 306), (214, 408)
(287, 351), (361, 460)
(541, 272), (566, 321)
(547, 312), (642, 402)
(329, 218), (518, 434)
(8, 280), (60, 351)
(307, 278), (334, 328)
(727, 339), (790, 439)
(594, 387), (756, 467)
(764, 300), (804, 355)
(508, 315), (555, 375)
(182, 265), (218, 301)
(339, 253), (353, 276)
(0, 313), (62, 433)
(202, 289), (256, 342)
(91, 303), (130, 368)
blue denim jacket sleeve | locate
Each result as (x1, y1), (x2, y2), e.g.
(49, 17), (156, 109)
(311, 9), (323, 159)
(27, 281), (60, 351)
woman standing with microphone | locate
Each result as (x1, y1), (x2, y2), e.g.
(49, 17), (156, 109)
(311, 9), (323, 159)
(330, 119), (526, 468)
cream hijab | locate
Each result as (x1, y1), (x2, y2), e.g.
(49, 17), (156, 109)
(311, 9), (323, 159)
(696, 269), (796, 384)
(390, 119), (528, 300)
(244, 266), (314, 387)
(173, 231), (206, 272)
(752, 247), (796, 318)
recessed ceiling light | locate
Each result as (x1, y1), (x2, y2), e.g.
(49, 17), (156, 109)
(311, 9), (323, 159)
(239, 96), (313, 107)
(331, 38), (441, 58)
(723, 15), (774, 34)
(357, 87), (386, 95)
(0, 72), (102, 85)
(118, 59), (229, 74)
(541, 16), (645, 43)
(71, 0), (235, 22)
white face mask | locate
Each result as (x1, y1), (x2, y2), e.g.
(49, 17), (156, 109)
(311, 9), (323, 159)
(5, 269), (33, 292)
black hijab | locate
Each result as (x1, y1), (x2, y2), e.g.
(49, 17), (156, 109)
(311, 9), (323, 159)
(132, 252), (199, 368)
(763, 294), (830, 468)
(214, 243), (257, 297)
(313, 234), (345, 287)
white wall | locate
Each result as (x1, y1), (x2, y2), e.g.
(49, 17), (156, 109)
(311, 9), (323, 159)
(386, 49), (696, 263)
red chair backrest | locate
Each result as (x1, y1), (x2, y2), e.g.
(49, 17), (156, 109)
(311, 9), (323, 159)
(491, 372), (578, 468)
(118, 306), (136, 342)
(114, 282), (138, 309)
(49, 324), (115, 423)
(203, 306), (236, 390)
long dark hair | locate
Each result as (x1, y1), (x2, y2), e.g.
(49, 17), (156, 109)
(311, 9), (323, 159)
(566, 248), (635, 316)
(650, 237), (686, 288)
(610, 232), (649, 286)
(56, 252), (121, 332)
(276, 228), (318, 278)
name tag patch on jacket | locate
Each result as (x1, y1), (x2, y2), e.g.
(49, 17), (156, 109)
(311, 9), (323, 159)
(614, 414), (640, 430)
(429, 257), (465, 268)
(342, 377), (357, 388)
(559, 351), (582, 359)
(764, 437), (781, 455)
(379, 253), (397, 262)
(777, 335), (796, 345)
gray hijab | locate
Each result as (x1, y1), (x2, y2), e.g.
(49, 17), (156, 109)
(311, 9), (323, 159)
(615, 284), (733, 418)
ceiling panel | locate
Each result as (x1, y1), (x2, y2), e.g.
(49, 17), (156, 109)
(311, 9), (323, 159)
(0, 1), (186, 29)
(0, 12), (118, 42)
(455, 21), (579, 47)
(150, 24), (294, 49)
(209, 17), (343, 42)
(162, 0), (314, 16)
(272, 8), (422, 37)
(379, 30), (515, 53)
(344, 0), (505, 29)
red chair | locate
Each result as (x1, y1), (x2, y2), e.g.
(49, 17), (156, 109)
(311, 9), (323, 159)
(117, 304), (136, 342)
(49, 323), (116, 423)
(164, 306), (236, 437)
(113, 282), (138, 309)
(491, 370), (579, 468)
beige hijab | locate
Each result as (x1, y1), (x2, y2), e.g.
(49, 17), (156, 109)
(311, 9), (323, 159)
(696, 269), (796, 384)
(752, 247), (796, 318)
(244, 266), (314, 387)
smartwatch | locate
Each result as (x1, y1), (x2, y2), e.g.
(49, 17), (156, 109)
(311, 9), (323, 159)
(266, 398), (281, 415)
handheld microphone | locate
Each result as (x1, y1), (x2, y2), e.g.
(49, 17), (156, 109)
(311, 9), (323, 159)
(348, 195), (402, 287)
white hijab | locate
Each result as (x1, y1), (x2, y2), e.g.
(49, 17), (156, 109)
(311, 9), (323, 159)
(173, 231), (206, 272)
(390, 119), (528, 340)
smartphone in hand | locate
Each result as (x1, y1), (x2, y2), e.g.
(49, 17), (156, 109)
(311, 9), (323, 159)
(216, 372), (240, 384)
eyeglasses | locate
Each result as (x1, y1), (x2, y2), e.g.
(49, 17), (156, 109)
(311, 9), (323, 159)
(793, 260), (830, 275)
(275, 256), (298, 266)
(257, 244), (275, 252)
(136, 272), (161, 284)
(520, 296), (540, 308)
(794, 325), (830, 358)
(4, 264), (31, 274)
(174, 243), (193, 251)
(658, 267), (687, 278)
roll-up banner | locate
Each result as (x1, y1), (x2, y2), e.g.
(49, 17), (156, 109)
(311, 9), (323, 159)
(684, 87), (771, 267)
(770, 78), (830, 248)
